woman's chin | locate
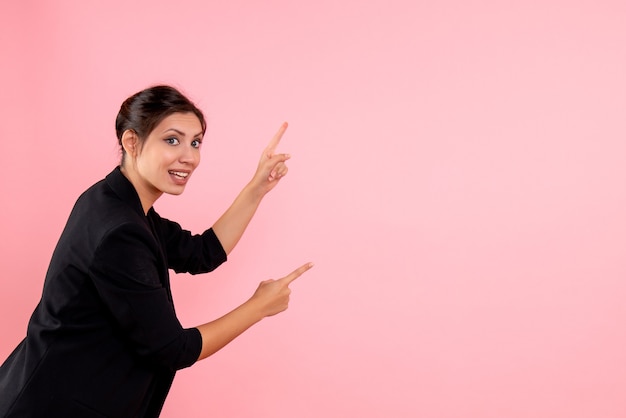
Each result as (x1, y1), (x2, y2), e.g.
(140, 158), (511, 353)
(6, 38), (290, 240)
(164, 185), (187, 196)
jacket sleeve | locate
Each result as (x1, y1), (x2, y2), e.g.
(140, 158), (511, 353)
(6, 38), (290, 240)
(154, 214), (228, 274)
(89, 222), (202, 371)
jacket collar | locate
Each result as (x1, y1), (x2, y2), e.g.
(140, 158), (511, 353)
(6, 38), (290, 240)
(105, 166), (150, 218)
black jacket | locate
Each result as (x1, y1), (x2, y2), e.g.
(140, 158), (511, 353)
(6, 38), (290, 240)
(0, 167), (227, 417)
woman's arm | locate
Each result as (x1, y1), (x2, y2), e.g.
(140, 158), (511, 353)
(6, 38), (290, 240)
(212, 123), (291, 255)
(195, 262), (313, 360)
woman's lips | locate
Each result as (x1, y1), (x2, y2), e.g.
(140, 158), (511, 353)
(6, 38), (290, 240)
(168, 170), (191, 185)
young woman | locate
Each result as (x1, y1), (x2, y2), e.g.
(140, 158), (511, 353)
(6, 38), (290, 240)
(0, 85), (313, 417)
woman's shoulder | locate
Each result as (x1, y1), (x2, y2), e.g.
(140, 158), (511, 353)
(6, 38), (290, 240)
(65, 172), (148, 237)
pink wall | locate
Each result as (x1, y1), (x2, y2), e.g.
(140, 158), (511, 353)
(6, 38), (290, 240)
(2, 1), (626, 416)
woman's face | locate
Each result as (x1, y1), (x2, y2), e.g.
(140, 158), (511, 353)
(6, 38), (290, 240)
(130, 112), (204, 204)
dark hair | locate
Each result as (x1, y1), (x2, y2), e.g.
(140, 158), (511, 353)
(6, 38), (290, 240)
(115, 85), (207, 164)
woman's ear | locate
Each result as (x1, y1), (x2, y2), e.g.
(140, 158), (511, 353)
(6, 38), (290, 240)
(121, 130), (139, 158)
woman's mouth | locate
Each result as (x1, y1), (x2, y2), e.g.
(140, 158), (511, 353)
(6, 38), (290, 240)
(168, 170), (191, 186)
(169, 170), (189, 179)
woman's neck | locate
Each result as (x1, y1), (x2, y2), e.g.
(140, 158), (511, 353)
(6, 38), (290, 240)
(119, 164), (162, 215)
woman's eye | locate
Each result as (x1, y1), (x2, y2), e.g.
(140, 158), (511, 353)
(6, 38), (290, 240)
(165, 137), (180, 145)
(191, 140), (202, 149)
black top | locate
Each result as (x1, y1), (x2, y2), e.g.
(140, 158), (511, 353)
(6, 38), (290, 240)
(0, 167), (227, 417)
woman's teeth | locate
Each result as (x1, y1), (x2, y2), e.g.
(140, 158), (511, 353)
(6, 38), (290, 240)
(169, 171), (189, 178)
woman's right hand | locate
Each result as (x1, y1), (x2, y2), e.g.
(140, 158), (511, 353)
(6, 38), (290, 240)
(249, 263), (314, 317)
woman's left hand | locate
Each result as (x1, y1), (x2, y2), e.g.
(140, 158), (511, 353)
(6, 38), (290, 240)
(250, 122), (291, 196)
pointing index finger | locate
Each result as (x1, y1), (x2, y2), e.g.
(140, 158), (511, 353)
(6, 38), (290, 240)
(265, 122), (288, 157)
(282, 262), (314, 286)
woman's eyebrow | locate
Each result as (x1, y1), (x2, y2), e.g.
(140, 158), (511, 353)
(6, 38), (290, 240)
(163, 128), (186, 136)
(163, 128), (203, 138)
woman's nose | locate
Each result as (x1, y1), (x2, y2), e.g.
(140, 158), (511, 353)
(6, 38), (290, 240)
(179, 145), (199, 165)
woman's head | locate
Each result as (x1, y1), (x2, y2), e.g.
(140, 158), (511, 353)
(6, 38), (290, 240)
(115, 85), (206, 165)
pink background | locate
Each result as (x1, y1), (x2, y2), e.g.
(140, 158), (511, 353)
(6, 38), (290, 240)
(1, 1), (626, 417)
